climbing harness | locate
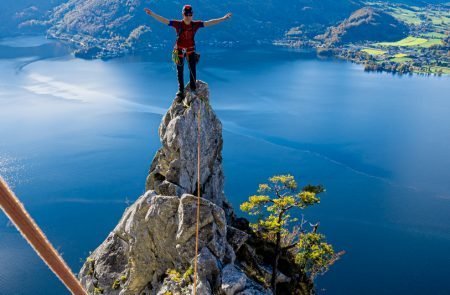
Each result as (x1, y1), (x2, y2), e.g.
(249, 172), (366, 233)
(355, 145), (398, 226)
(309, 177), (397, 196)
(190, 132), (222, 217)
(172, 22), (194, 63)
(172, 48), (199, 96)
(193, 101), (201, 295)
(0, 177), (87, 295)
(171, 21), (200, 66)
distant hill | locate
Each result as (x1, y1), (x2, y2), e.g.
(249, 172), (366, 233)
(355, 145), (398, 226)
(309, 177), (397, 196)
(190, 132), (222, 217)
(2, 0), (431, 58)
(315, 7), (409, 46)
(46, 0), (361, 58)
(0, 0), (65, 37)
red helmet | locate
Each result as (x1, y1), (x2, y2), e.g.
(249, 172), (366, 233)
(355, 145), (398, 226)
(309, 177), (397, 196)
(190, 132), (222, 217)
(182, 5), (193, 15)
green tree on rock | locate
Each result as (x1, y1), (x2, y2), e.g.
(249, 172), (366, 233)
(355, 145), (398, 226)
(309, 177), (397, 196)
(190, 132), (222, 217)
(240, 174), (343, 294)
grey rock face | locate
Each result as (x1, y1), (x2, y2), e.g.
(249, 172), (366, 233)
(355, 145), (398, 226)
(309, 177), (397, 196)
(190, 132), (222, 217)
(78, 191), (268, 295)
(221, 264), (273, 295)
(78, 191), (240, 294)
(227, 226), (249, 253)
(221, 264), (248, 295)
(146, 81), (234, 220)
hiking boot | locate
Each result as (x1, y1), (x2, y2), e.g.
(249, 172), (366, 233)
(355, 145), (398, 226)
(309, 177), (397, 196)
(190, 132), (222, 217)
(176, 90), (185, 98)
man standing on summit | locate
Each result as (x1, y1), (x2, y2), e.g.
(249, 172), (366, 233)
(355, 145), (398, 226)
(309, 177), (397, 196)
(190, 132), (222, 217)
(144, 5), (232, 98)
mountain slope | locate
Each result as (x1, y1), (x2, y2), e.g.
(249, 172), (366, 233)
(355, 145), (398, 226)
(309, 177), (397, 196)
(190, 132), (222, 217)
(315, 7), (409, 46)
(46, 0), (361, 58)
(0, 0), (65, 37)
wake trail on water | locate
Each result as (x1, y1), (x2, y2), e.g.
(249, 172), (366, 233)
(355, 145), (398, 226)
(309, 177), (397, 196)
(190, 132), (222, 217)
(221, 119), (422, 194)
(15, 57), (51, 74)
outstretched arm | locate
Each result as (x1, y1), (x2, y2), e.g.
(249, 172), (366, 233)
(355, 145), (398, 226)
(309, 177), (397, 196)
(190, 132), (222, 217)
(204, 13), (232, 27)
(144, 8), (170, 25)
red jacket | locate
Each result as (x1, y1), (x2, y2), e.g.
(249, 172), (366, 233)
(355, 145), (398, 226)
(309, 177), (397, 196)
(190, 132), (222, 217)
(168, 20), (204, 52)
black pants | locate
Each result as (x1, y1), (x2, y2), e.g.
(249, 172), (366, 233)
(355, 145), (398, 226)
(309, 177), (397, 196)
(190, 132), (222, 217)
(176, 51), (197, 92)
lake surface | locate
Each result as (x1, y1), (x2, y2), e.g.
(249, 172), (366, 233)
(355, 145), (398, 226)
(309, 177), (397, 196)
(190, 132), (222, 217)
(0, 36), (449, 295)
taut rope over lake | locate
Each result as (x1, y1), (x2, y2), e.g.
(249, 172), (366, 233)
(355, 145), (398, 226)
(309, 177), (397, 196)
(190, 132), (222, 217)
(0, 177), (87, 295)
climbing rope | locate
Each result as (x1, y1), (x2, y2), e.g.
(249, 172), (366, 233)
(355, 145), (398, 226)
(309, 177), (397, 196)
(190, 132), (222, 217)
(193, 100), (201, 295)
(0, 177), (87, 295)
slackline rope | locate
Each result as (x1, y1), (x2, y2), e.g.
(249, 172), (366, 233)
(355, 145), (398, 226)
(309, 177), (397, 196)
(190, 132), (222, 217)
(0, 177), (87, 295)
(193, 100), (201, 295)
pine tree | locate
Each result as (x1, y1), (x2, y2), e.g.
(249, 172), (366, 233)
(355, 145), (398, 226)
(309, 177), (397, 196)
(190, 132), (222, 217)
(240, 174), (343, 294)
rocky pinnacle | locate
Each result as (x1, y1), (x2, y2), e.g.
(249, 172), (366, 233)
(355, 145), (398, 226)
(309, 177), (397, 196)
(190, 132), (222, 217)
(146, 81), (234, 221)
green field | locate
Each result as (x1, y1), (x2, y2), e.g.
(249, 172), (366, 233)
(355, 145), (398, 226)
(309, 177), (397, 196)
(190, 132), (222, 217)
(429, 15), (450, 25)
(369, 1), (450, 33)
(421, 32), (447, 39)
(434, 67), (450, 74)
(390, 57), (413, 63)
(377, 36), (428, 47)
(420, 39), (444, 48)
(388, 53), (412, 63)
(387, 6), (422, 25)
(361, 48), (386, 55)
(377, 36), (444, 48)
(418, 66), (450, 75)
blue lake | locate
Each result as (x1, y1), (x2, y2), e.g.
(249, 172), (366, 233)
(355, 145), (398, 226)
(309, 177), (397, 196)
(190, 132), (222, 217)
(0, 36), (449, 295)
